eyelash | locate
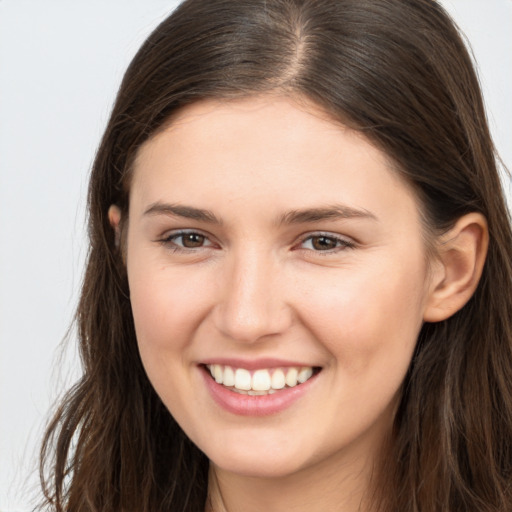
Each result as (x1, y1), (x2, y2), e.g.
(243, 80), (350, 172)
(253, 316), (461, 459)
(297, 233), (356, 254)
(159, 230), (215, 252)
(158, 230), (356, 254)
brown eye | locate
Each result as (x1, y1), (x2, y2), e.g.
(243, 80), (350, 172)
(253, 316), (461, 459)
(180, 233), (206, 248)
(310, 236), (339, 250)
(162, 231), (213, 250)
(299, 234), (354, 253)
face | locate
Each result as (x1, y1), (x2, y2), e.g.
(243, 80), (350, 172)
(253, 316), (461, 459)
(121, 96), (435, 480)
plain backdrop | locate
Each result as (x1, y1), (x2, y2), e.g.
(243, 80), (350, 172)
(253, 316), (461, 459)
(0, 1), (511, 509)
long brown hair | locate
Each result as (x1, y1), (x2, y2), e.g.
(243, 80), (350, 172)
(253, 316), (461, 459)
(40, 1), (512, 510)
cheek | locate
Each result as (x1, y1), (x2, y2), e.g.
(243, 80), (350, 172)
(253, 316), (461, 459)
(127, 260), (213, 363)
(127, 264), (216, 422)
(300, 255), (427, 376)
(293, 259), (428, 443)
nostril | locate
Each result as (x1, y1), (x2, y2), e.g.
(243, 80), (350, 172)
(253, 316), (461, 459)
(213, 299), (293, 344)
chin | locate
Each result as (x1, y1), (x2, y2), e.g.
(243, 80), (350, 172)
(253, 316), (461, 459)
(210, 454), (306, 479)
(201, 432), (312, 479)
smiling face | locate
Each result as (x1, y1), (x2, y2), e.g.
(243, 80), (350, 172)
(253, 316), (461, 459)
(120, 96), (435, 481)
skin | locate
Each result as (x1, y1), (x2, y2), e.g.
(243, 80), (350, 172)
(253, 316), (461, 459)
(109, 96), (488, 512)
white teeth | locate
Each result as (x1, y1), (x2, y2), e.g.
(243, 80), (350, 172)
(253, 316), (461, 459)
(213, 364), (223, 384)
(234, 368), (252, 390)
(252, 369), (271, 391)
(206, 364), (316, 393)
(271, 369), (286, 390)
(223, 365), (235, 387)
(298, 367), (313, 383)
(285, 367), (299, 387)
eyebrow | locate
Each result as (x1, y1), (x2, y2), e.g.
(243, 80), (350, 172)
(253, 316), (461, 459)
(143, 202), (222, 224)
(143, 201), (377, 225)
(278, 205), (377, 225)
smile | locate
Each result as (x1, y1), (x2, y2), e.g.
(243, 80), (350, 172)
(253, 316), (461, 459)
(206, 364), (316, 395)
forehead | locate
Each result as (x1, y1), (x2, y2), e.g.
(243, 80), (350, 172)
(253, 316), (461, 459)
(129, 95), (419, 226)
(133, 95), (389, 176)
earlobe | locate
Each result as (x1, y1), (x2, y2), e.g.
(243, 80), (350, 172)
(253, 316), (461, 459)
(423, 212), (489, 323)
(108, 205), (122, 248)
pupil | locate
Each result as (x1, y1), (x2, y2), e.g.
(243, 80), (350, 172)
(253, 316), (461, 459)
(313, 236), (336, 250)
(183, 233), (204, 248)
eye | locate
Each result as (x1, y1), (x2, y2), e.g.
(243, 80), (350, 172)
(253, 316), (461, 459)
(161, 230), (214, 250)
(299, 234), (355, 252)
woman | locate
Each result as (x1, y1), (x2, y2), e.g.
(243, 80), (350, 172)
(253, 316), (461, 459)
(39, 0), (512, 511)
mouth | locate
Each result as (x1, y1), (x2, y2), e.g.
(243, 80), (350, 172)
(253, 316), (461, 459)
(204, 364), (321, 396)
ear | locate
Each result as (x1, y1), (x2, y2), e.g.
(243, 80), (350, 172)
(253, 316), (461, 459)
(423, 212), (489, 323)
(108, 205), (122, 248)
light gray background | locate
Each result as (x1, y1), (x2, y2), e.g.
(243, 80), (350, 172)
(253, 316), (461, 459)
(0, 1), (511, 509)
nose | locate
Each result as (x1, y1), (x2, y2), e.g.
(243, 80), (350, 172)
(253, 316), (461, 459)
(213, 249), (293, 344)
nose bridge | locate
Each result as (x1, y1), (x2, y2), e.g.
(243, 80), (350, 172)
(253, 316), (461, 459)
(215, 245), (290, 343)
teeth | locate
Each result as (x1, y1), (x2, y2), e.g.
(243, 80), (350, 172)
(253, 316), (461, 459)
(213, 364), (223, 383)
(223, 365), (235, 387)
(271, 369), (286, 390)
(252, 369), (271, 391)
(206, 364), (315, 393)
(285, 367), (299, 387)
(234, 368), (252, 390)
(298, 367), (313, 383)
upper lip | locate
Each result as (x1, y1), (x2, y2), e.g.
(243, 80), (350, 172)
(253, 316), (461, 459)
(199, 357), (319, 370)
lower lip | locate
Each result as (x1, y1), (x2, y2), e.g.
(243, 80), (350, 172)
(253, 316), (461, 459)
(200, 366), (318, 416)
